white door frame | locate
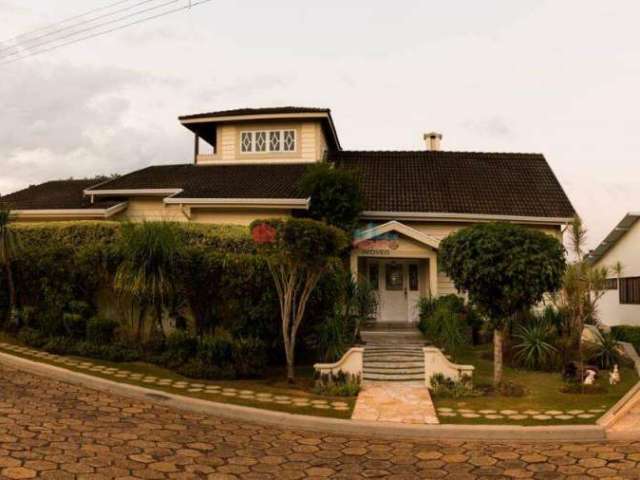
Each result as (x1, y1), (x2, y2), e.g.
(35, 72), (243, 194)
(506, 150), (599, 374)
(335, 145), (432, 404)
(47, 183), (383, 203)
(367, 258), (423, 323)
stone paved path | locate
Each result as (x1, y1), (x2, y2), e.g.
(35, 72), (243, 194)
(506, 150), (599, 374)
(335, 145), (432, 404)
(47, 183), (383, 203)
(352, 382), (439, 424)
(1, 364), (640, 479)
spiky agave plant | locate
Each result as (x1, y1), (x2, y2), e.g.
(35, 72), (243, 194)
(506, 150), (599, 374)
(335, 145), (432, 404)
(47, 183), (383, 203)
(513, 320), (558, 371)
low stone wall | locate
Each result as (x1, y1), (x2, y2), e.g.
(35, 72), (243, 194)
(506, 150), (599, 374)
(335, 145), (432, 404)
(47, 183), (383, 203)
(423, 347), (475, 385)
(314, 347), (364, 378)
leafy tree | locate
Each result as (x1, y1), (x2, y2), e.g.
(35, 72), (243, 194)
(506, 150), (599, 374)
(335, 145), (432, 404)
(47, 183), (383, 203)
(297, 162), (364, 231)
(0, 204), (19, 326)
(251, 218), (349, 382)
(439, 223), (566, 386)
(114, 222), (182, 340)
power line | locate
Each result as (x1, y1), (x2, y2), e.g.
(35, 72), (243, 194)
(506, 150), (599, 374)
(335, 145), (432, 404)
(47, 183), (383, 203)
(0, 0), (173, 55)
(1, 0), (181, 60)
(1, 0), (214, 66)
(1, 0), (137, 44)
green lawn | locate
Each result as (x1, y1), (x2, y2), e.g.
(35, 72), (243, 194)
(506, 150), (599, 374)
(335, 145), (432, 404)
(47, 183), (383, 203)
(0, 334), (355, 419)
(433, 345), (638, 425)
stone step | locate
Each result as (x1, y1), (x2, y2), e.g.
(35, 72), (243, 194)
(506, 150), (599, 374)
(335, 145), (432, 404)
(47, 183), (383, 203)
(364, 361), (424, 369)
(365, 356), (423, 363)
(364, 368), (425, 376)
(365, 346), (424, 352)
(365, 353), (423, 359)
(363, 372), (425, 381)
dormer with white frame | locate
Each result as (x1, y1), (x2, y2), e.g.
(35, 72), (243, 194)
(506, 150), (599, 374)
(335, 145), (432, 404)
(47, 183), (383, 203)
(179, 107), (341, 166)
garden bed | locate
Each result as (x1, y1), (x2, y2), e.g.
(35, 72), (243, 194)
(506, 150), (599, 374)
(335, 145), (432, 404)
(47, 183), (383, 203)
(432, 345), (638, 425)
(0, 334), (355, 419)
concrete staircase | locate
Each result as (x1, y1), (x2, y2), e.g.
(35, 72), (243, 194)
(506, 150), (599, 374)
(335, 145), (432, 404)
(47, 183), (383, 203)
(361, 323), (426, 383)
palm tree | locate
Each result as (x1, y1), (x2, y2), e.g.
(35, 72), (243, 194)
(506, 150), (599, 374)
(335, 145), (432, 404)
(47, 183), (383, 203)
(0, 205), (19, 326)
(114, 222), (182, 340)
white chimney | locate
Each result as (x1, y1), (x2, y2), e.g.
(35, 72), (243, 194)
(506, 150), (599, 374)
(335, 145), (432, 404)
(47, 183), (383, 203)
(423, 132), (443, 151)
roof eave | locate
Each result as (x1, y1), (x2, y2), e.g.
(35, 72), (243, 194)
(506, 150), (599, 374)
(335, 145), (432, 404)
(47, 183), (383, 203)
(164, 197), (310, 210)
(10, 202), (128, 220)
(360, 210), (574, 225)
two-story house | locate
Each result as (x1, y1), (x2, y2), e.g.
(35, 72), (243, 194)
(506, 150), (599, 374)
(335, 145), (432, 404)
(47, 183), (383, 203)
(1, 107), (576, 324)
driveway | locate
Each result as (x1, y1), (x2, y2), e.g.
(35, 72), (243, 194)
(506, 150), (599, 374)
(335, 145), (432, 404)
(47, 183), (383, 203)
(0, 364), (639, 479)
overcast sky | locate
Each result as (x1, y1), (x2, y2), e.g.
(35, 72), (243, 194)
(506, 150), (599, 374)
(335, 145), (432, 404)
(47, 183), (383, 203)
(2, 0), (639, 248)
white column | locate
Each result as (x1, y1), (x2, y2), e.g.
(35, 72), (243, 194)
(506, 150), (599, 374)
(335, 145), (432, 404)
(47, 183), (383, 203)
(429, 254), (439, 298)
(350, 251), (359, 282)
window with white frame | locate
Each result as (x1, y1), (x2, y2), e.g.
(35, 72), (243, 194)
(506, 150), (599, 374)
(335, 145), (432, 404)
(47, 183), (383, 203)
(240, 130), (296, 153)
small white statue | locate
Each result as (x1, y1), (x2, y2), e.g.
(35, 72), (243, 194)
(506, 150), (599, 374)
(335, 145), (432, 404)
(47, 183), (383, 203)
(609, 364), (621, 385)
(584, 369), (597, 385)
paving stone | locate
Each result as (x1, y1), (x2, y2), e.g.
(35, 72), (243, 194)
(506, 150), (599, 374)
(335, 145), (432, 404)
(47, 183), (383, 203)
(2, 350), (640, 479)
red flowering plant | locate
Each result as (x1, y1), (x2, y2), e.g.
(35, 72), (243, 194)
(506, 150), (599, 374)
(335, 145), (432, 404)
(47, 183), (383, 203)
(250, 218), (349, 382)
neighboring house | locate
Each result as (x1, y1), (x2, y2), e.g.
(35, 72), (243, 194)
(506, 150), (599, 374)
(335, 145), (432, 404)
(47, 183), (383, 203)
(1, 107), (576, 324)
(589, 213), (640, 327)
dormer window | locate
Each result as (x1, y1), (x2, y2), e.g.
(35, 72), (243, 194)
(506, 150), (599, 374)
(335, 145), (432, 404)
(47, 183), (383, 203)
(241, 129), (296, 153)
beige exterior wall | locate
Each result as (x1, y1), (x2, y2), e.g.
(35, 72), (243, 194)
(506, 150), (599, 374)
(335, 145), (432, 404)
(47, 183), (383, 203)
(116, 197), (290, 225)
(593, 221), (640, 327)
(198, 120), (327, 165)
(354, 220), (563, 299)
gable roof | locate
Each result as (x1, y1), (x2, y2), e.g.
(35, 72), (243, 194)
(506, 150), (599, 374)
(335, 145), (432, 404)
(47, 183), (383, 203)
(86, 163), (310, 202)
(1, 179), (120, 210)
(354, 221), (441, 250)
(588, 213), (640, 265)
(330, 150), (576, 221)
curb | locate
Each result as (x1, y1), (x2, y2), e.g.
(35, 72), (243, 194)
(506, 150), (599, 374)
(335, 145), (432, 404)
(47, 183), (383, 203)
(0, 351), (609, 442)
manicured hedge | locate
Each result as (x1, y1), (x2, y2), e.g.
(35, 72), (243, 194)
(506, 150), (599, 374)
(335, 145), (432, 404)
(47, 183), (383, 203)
(0, 221), (341, 374)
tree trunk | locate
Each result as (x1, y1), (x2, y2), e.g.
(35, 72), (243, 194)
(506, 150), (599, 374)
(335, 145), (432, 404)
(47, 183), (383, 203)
(493, 328), (504, 387)
(286, 350), (295, 383)
(4, 261), (18, 326)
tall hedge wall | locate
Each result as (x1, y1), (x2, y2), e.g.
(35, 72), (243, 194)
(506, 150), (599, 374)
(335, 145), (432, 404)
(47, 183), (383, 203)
(0, 221), (340, 364)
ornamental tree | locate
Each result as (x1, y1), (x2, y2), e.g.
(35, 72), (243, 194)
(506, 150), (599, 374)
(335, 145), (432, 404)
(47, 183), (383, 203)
(439, 223), (566, 386)
(251, 218), (349, 382)
(297, 162), (364, 232)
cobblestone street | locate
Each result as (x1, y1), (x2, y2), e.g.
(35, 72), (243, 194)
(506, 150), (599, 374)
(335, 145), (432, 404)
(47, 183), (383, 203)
(0, 364), (639, 479)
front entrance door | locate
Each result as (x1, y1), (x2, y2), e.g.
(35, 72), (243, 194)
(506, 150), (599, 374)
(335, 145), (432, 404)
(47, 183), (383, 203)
(380, 260), (409, 322)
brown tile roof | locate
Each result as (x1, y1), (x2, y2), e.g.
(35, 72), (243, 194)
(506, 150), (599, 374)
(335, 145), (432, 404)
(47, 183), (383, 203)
(178, 107), (331, 121)
(1, 179), (120, 210)
(330, 151), (576, 219)
(87, 164), (309, 199)
(5, 150), (575, 220)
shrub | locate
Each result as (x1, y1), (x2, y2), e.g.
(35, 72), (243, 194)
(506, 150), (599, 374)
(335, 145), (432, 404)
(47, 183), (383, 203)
(198, 328), (234, 366)
(42, 336), (75, 355)
(160, 330), (198, 368)
(313, 370), (361, 397)
(17, 327), (46, 348)
(611, 326), (640, 352)
(232, 336), (266, 378)
(311, 310), (352, 362)
(512, 320), (559, 371)
(418, 295), (468, 356)
(86, 317), (119, 345)
(586, 331), (623, 370)
(177, 359), (236, 380)
(429, 373), (475, 398)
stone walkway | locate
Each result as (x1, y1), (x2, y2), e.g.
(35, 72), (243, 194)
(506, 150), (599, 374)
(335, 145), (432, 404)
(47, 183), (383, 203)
(351, 382), (439, 424)
(0, 342), (351, 414)
(2, 364), (640, 478)
(437, 406), (606, 422)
